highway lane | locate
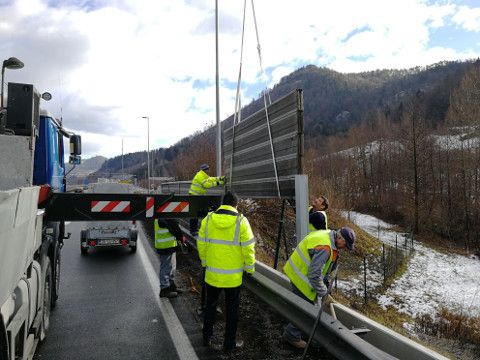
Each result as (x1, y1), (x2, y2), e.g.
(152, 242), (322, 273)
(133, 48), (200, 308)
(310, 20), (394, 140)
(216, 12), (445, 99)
(35, 221), (195, 360)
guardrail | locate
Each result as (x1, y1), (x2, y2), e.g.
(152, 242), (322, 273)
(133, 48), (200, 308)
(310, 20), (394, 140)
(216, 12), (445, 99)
(180, 224), (447, 360)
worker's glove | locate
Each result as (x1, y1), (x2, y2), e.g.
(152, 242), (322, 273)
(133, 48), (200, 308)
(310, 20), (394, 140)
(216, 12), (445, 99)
(324, 294), (336, 306)
(218, 176), (226, 185)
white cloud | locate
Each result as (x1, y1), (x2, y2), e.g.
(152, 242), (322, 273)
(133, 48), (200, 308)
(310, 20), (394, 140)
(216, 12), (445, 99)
(1, 0), (479, 159)
(452, 5), (480, 32)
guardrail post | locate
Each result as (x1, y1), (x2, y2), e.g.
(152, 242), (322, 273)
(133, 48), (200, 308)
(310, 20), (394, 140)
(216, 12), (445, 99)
(295, 175), (308, 245)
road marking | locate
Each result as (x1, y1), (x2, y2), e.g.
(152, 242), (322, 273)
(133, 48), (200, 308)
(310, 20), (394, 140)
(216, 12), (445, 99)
(137, 233), (199, 360)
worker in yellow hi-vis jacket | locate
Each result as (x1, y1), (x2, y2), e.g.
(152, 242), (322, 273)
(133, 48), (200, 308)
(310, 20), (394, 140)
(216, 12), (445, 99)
(188, 163), (225, 236)
(308, 195), (329, 232)
(197, 191), (255, 354)
(282, 221), (355, 349)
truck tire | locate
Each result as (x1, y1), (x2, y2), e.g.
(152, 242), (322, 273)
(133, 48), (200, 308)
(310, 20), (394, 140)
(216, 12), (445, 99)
(51, 241), (61, 308)
(130, 230), (138, 254)
(39, 258), (52, 342)
(80, 230), (88, 255)
(47, 221), (62, 308)
(0, 315), (8, 360)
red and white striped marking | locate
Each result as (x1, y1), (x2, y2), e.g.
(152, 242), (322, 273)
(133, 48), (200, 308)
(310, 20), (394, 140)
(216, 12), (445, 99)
(146, 197), (154, 218)
(91, 200), (131, 213)
(157, 201), (189, 213)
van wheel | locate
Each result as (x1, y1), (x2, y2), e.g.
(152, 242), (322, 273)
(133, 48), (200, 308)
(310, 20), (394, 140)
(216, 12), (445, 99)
(80, 230), (88, 255)
(130, 230), (138, 254)
(40, 258), (52, 342)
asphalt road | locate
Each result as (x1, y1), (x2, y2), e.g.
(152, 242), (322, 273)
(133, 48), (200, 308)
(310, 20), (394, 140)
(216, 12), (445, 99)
(34, 221), (195, 360)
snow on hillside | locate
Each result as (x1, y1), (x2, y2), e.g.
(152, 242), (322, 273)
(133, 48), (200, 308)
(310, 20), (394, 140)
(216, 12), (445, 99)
(431, 133), (480, 150)
(331, 128), (479, 159)
(341, 211), (480, 319)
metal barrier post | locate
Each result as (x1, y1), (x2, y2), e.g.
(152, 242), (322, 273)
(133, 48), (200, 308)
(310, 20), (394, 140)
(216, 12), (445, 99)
(295, 175), (308, 245)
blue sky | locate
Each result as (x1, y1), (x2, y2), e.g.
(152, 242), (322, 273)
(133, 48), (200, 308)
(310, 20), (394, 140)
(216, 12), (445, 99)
(1, 0), (479, 158)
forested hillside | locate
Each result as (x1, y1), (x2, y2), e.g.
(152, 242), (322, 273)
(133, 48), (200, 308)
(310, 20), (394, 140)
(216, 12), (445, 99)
(96, 59), (473, 179)
(91, 60), (480, 251)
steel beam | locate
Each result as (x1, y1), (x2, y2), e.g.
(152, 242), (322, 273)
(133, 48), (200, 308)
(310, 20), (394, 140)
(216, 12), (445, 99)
(44, 193), (221, 221)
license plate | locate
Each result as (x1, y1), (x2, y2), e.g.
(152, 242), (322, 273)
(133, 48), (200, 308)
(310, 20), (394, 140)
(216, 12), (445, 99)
(98, 239), (120, 245)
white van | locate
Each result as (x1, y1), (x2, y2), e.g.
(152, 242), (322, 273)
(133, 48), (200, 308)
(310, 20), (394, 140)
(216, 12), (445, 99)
(80, 182), (137, 255)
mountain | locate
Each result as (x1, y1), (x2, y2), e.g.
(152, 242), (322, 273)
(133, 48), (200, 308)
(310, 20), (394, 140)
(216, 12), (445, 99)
(93, 60), (475, 178)
(67, 155), (107, 177)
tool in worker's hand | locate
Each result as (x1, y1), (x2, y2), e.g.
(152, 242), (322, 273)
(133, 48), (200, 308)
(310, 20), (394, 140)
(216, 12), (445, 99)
(301, 265), (339, 360)
(179, 235), (189, 254)
(189, 276), (200, 294)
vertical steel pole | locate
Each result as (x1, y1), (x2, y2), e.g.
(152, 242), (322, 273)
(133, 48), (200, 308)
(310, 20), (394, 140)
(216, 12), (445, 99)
(215, 0), (222, 177)
(295, 175), (309, 245)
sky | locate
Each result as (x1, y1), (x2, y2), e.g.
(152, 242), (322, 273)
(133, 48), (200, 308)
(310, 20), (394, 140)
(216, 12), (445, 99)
(1, 0), (480, 159)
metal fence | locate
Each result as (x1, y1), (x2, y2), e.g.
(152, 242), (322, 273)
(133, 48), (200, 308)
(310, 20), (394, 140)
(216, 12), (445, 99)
(335, 232), (416, 305)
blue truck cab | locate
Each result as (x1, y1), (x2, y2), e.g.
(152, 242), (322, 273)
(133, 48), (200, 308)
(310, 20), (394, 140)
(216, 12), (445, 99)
(33, 110), (67, 192)
(2, 82), (82, 310)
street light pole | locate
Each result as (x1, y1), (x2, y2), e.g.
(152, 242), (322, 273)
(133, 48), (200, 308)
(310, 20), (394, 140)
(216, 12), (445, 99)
(215, 0), (222, 177)
(1, 57), (24, 109)
(142, 116), (150, 193)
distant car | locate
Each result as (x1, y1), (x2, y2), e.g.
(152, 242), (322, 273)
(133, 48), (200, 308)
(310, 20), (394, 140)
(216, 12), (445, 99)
(80, 182), (138, 255)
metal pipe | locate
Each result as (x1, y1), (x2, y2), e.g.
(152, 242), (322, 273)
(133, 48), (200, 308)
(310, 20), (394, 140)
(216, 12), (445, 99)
(215, 0), (221, 177)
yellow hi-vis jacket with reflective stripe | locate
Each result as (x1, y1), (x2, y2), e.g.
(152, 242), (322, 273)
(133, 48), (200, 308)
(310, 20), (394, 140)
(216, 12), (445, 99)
(308, 206), (328, 232)
(283, 230), (334, 301)
(188, 170), (223, 196)
(154, 219), (177, 250)
(197, 205), (255, 288)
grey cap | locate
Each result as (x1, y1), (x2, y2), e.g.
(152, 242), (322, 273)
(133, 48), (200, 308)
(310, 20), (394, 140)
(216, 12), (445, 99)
(339, 227), (355, 250)
(200, 164), (209, 171)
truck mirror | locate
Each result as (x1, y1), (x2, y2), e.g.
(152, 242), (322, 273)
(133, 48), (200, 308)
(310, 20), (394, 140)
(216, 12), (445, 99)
(69, 155), (81, 165)
(70, 134), (81, 156)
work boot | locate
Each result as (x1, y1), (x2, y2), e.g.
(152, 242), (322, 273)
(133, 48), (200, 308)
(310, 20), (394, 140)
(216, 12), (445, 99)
(159, 287), (178, 298)
(203, 337), (222, 351)
(224, 340), (244, 354)
(170, 281), (184, 294)
(282, 334), (306, 349)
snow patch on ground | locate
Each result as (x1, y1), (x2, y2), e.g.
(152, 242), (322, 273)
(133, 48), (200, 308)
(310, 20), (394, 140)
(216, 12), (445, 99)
(342, 211), (480, 319)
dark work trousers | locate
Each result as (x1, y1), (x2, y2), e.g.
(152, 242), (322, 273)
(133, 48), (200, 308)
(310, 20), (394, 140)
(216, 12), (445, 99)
(189, 209), (208, 235)
(203, 283), (241, 350)
(189, 218), (199, 235)
(284, 283), (315, 341)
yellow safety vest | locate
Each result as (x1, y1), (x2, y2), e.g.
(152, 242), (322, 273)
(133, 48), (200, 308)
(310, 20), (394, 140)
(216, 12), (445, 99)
(284, 230), (335, 301)
(154, 220), (177, 250)
(197, 205), (255, 288)
(188, 170), (221, 195)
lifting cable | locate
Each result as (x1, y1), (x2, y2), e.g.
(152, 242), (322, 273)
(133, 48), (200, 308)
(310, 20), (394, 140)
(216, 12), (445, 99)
(229, 0), (281, 198)
(229, 0), (247, 189)
(251, 0), (281, 198)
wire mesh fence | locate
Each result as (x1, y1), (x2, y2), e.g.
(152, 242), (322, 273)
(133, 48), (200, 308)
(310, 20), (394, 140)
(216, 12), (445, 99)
(333, 231), (416, 305)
